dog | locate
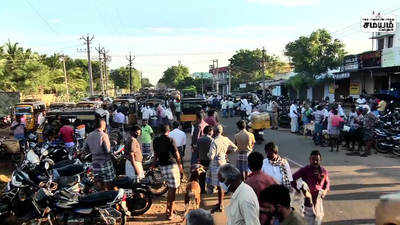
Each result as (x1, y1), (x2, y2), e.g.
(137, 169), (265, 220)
(184, 164), (206, 215)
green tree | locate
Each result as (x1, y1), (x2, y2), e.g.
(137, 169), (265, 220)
(158, 64), (190, 88)
(284, 29), (346, 78)
(110, 67), (142, 91)
(229, 49), (290, 89)
(141, 78), (153, 88)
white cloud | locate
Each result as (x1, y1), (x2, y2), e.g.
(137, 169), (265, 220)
(247, 0), (319, 7)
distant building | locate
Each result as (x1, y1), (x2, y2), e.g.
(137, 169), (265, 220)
(209, 66), (231, 95)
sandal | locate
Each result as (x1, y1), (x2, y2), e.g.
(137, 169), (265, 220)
(167, 213), (181, 221)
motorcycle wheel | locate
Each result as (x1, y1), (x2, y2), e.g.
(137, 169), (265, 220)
(376, 142), (393, 154)
(146, 170), (168, 196)
(126, 189), (152, 216)
(11, 154), (21, 164)
(392, 145), (400, 156)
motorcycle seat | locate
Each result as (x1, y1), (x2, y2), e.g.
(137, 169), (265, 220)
(56, 164), (84, 177)
(79, 190), (119, 207)
(58, 175), (80, 188)
(113, 176), (133, 189)
(53, 160), (76, 169)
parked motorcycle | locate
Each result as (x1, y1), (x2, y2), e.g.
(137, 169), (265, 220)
(0, 115), (11, 129)
(0, 137), (20, 163)
(142, 153), (168, 196)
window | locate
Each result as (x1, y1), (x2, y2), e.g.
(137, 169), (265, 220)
(388, 35), (394, 48)
(378, 38), (384, 50)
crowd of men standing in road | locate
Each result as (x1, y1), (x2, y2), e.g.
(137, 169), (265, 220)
(9, 93), (335, 225)
(100, 94), (330, 225)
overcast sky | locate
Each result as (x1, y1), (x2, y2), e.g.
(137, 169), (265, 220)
(1, 0), (399, 84)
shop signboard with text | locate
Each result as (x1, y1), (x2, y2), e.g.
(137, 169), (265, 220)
(350, 82), (361, 95)
(342, 55), (359, 71)
(382, 47), (400, 67)
(359, 50), (382, 68)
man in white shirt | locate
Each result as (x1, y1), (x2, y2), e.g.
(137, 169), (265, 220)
(221, 98), (228, 118)
(240, 97), (249, 119)
(141, 105), (151, 120)
(113, 109), (126, 129)
(289, 101), (299, 133)
(218, 164), (260, 225)
(169, 121), (187, 161)
(228, 99), (235, 117)
(356, 95), (366, 105)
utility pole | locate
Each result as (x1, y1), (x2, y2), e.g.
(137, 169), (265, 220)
(261, 47), (266, 98)
(61, 56), (69, 102)
(126, 52), (135, 93)
(95, 45), (105, 96)
(228, 67), (231, 95)
(212, 59), (219, 95)
(80, 34), (95, 96)
(103, 50), (111, 97)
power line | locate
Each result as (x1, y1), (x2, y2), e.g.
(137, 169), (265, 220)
(24, 0), (59, 35)
(126, 52), (135, 93)
(80, 34), (95, 96)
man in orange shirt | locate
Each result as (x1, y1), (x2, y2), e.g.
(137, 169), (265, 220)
(234, 120), (255, 179)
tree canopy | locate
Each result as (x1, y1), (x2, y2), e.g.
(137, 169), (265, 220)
(158, 64), (190, 88)
(0, 41), (126, 101)
(284, 29), (346, 78)
(229, 48), (290, 89)
(110, 67), (141, 92)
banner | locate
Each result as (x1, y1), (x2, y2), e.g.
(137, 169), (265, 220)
(350, 82), (361, 95)
(361, 13), (396, 33)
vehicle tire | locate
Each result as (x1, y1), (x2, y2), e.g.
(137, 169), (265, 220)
(392, 145), (400, 156)
(11, 154), (20, 164)
(376, 142), (393, 154)
(126, 189), (152, 216)
(146, 169), (168, 196)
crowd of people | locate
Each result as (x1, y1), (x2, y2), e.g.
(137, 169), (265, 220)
(287, 95), (385, 157)
(13, 92), (391, 225)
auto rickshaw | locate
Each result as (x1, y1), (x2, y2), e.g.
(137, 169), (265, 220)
(112, 98), (139, 125)
(13, 101), (46, 131)
(49, 102), (76, 110)
(38, 108), (109, 142)
(75, 101), (102, 109)
(180, 98), (207, 130)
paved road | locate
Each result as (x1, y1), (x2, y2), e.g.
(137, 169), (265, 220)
(221, 116), (399, 225)
(131, 116), (400, 224)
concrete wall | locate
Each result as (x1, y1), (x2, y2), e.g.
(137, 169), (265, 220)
(375, 22), (400, 49)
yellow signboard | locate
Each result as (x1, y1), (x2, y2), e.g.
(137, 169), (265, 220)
(329, 85), (335, 94)
(350, 82), (360, 95)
